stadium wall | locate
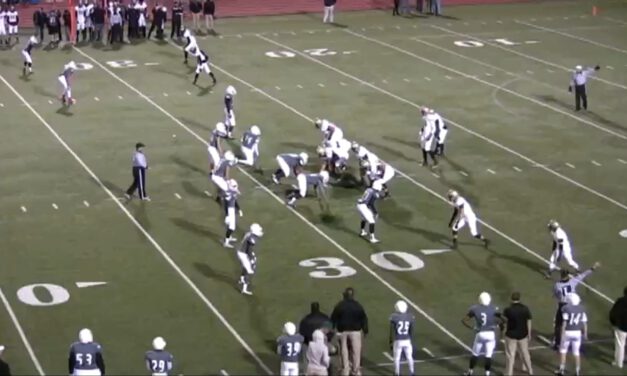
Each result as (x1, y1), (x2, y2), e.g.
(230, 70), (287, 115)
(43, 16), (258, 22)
(16, 0), (530, 28)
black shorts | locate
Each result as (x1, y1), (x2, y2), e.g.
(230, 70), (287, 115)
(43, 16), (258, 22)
(203, 3), (215, 15)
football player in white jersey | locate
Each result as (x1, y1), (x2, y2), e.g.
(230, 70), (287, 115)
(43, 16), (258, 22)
(431, 108), (447, 156)
(21, 36), (37, 76)
(0, 6), (7, 44)
(182, 29), (198, 64)
(224, 85), (237, 138)
(6, 6), (18, 44)
(58, 61), (77, 106)
(317, 138), (351, 175)
(546, 220), (579, 276)
(223, 179), (242, 248)
(314, 118), (344, 149)
(371, 161), (395, 198)
(447, 190), (489, 249)
(192, 49), (216, 85)
(420, 108), (439, 167)
(75, 0), (88, 41)
(352, 142), (380, 186)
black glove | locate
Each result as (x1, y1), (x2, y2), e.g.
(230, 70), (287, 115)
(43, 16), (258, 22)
(568, 86), (572, 93)
(594, 65), (601, 71)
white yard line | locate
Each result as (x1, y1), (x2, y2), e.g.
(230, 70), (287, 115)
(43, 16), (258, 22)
(174, 193), (182, 199)
(94, 96), (100, 101)
(459, 171), (468, 176)
(513, 166), (522, 172)
(401, 36), (627, 141)
(118, 95), (124, 99)
(537, 335), (552, 345)
(203, 190), (212, 196)
(258, 33), (627, 214)
(83, 200), (90, 207)
(83, 42), (478, 354)
(591, 160), (602, 166)
(52, 203), (59, 210)
(0, 288), (45, 375)
(428, 24), (627, 91)
(250, 36), (616, 303)
(383, 351), (394, 361)
(486, 168), (496, 174)
(0, 71), (274, 376)
(20, 206), (27, 213)
(516, 21), (627, 55)
(565, 163), (576, 169)
(618, 158), (627, 164)
(219, 370), (229, 376)
(422, 347), (435, 357)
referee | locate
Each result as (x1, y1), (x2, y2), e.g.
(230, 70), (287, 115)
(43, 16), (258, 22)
(125, 143), (150, 201)
(568, 64), (600, 111)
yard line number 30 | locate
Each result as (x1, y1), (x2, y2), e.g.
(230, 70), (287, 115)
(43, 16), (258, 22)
(299, 251), (424, 279)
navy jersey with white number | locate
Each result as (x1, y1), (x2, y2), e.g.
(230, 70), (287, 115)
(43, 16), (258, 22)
(241, 131), (259, 149)
(208, 129), (225, 148)
(390, 312), (415, 341)
(562, 304), (587, 331)
(213, 158), (234, 178)
(145, 350), (174, 374)
(224, 189), (239, 213)
(69, 342), (103, 373)
(357, 187), (378, 209)
(468, 304), (500, 332)
(277, 334), (304, 362)
(238, 232), (258, 257)
(279, 153), (302, 169)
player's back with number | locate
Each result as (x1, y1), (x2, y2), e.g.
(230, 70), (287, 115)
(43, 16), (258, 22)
(145, 350), (173, 375)
(469, 304), (499, 332)
(69, 341), (104, 375)
(277, 333), (304, 362)
(563, 303), (587, 331)
(390, 312), (414, 341)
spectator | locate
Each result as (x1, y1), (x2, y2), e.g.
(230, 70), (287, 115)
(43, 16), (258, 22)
(33, 7), (46, 42)
(203, 0), (214, 33)
(110, 7), (124, 44)
(331, 287), (368, 376)
(502, 292), (534, 376)
(170, 1), (183, 39)
(306, 330), (330, 376)
(299, 302), (332, 345)
(399, 0), (409, 15)
(430, 0), (441, 16)
(416, 0), (423, 13)
(189, 0), (201, 31)
(392, 0), (399, 16)
(47, 9), (61, 44)
(610, 286), (627, 369)
(93, 3), (105, 42)
(0, 345), (10, 376)
(62, 9), (72, 41)
(322, 0), (335, 23)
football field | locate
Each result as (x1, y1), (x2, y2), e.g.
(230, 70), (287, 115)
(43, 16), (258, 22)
(1, 0), (627, 374)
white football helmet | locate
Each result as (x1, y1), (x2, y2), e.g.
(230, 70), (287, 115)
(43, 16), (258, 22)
(183, 29), (191, 38)
(395, 300), (408, 313)
(320, 119), (330, 133)
(299, 152), (309, 165)
(215, 122), (226, 134)
(320, 170), (330, 185)
(224, 151), (235, 162)
(29, 36), (38, 44)
(357, 147), (368, 160)
(447, 189), (459, 201)
(351, 141), (360, 153)
(226, 85), (237, 96)
(316, 145), (326, 157)
(250, 223), (264, 237)
(372, 181), (383, 191)
(547, 219), (560, 231)
(152, 336), (166, 351)
(283, 322), (296, 336)
(567, 293), (581, 306)
(479, 292), (491, 306)
(66, 61), (77, 70)
(250, 125), (261, 136)
(79, 328), (93, 343)
(228, 179), (239, 192)
(575, 65), (583, 72)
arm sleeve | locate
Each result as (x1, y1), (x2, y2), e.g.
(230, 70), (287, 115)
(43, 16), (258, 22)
(573, 269), (593, 284)
(96, 352), (105, 375)
(68, 351), (76, 374)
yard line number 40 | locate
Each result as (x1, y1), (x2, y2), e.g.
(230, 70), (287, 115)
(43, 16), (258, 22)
(299, 251), (424, 279)
(265, 48), (356, 58)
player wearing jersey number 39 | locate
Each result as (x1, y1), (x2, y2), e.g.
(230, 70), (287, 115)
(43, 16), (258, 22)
(277, 322), (304, 376)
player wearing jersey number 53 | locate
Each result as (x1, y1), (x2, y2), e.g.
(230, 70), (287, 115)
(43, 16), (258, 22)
(462, 292), (503, 376)
(277, 322), (305, 376)
(69, 328), (105, 376)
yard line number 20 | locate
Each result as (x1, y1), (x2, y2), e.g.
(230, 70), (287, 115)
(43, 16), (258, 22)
(299, 251), (424, 279)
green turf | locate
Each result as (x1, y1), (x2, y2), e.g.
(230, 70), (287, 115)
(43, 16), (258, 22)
(1, 0), (627, 374)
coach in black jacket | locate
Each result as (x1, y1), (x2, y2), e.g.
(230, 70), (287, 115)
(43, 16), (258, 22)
(33, 8), (47, 41)
(610, 286), (627, 369)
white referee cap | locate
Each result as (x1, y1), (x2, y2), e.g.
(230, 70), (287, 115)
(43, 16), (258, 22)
(575, 65), (583, 71)
(0, 345), (5, 353)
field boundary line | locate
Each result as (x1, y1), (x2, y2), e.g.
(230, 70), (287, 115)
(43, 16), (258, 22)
(257, 33), (627, 213)
(428, 24), (627, 91)
(249, 34), (615, 303)
(0, 287), (45, 376)
(0, 73), (273, 376)
(347, 30), (627, 141)
(410, 37), (627, 139)
(516, 20), (627, 55)
(75, 43), (474, 353)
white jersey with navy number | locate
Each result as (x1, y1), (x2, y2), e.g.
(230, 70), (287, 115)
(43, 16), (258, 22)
(184, 35), (198, 53)
(551, 227), (572, 253)
(6, 10), (18, 25)
(76, 4), (87, 21)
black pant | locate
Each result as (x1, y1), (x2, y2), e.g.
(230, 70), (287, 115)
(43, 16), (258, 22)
(126, 166), (147, 199)
(37, 25), (44, 41)
(575, 84), (587, 110)
(553, 302), (566, 348)
(393, 0), (399, 15)
(110, 23), (123, 43)
(171, 19), (182, 38)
